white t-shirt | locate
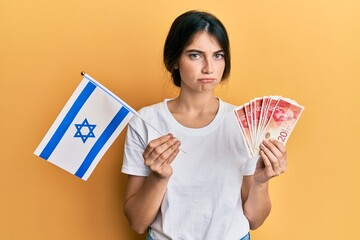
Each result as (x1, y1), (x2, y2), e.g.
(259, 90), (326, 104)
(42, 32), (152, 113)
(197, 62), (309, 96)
(122, 99), (257, 240)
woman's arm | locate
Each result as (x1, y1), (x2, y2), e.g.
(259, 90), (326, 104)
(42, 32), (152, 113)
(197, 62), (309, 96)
(123, 134), (181, 234)
(242, 176), (271, 230)
(124, 174), (170, 234)
(242, 139), (287, 230)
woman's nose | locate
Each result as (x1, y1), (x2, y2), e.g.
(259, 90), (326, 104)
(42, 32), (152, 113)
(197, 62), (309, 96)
(202, 59), (214, 74)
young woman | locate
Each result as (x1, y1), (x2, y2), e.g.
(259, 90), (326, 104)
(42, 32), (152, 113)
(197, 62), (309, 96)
(122, 10), (287, 240)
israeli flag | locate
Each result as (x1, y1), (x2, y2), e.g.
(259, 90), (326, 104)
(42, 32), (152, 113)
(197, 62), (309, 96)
(34, 74), (134, 180)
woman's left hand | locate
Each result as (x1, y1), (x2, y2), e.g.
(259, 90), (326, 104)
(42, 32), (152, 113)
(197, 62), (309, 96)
(254, 139), (287, 184)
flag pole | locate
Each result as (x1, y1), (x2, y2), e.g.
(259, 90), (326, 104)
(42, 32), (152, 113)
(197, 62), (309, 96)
(80, 72), (185, 153)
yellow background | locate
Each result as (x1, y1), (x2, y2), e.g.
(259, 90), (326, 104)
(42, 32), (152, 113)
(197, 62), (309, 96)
(1, 0), (359, 239)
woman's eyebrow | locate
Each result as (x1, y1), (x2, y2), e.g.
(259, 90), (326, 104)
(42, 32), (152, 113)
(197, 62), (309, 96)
(185, 49), (224, 54)
(185, 49), (203, 54)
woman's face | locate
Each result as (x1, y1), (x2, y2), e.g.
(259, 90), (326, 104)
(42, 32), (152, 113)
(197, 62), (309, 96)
(177, 31), (225, 93)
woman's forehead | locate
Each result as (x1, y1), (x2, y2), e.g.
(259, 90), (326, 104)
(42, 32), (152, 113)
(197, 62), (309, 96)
(185, 31), (222, 51)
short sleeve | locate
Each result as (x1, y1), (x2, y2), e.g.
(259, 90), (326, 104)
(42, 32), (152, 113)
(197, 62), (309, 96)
(121, 116), (151, 176)
(242, 156), (258, 176)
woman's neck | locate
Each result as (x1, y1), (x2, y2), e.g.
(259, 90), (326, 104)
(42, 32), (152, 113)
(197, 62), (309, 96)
(173, 90), (218, 112)
(167, 91), (220, 128)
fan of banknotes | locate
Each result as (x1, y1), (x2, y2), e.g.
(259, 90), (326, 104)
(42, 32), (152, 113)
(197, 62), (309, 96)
(234, 96), (304, 157)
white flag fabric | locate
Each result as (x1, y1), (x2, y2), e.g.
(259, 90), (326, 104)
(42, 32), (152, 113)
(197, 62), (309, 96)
(34, 74), (134, 180)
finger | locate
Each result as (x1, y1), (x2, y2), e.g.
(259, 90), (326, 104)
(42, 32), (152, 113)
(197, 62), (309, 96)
(150, 140), (181, 168)
(162, 142), (181, 165)
(143, 134), (173, 159)
(262, 139), (284, 160)
(266, 139), (287, 172)
(145, 137), (180, 166)
(269, 139), (286, 154)
(260, 142), (282, 175)
(158, 148), (181, 173)
(259, 150), (275, 177)
(149, 143), (181, 177)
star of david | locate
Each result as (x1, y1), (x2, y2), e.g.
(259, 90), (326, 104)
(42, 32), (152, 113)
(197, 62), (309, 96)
(74, 118), (96, 143)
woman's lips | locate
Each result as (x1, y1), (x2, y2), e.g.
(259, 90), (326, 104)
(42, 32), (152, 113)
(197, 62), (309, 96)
(198, 78), (216, 83)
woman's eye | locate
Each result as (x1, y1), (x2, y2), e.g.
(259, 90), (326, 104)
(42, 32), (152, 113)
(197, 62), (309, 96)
(189, 53), (201, 59)
(214, 53), (224, 59)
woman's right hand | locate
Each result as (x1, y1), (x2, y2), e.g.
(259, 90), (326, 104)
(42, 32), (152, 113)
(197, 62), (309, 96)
(143, 133), (181, 178)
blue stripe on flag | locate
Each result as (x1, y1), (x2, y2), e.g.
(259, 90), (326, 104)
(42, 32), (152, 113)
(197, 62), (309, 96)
(39, 81), (96, 160)
(74, 106), (130, 179)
